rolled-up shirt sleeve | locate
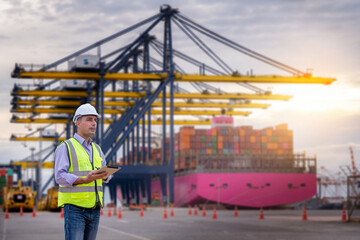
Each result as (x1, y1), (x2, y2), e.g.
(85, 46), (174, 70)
(54, 143), (79, 187)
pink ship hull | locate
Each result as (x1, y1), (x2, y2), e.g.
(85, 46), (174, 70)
(151, 173), (316, 207)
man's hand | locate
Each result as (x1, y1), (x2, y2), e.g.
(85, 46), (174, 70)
(73, 170), (108, 185)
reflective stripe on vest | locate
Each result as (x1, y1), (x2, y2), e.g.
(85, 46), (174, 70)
(57, 138), (103, 208)
(59, 186), (103, 193)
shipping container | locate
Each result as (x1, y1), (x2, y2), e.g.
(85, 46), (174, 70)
(121, 121), (295, 172)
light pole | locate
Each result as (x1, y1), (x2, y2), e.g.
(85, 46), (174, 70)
(209, 178), (228, 205)
(37, 127), (43, 201)
(30, 147), (35, 190)
(217, 178), (220, 205)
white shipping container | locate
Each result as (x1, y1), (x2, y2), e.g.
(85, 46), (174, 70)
(68, 54), (100, 70)
(49, 113), (69, 119)
(68, 60), (75, 71)
(60, 79), (87, 89)
(42, 129), (57, 137)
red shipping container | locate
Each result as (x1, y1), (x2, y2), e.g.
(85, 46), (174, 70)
(0, 169), (6, 176)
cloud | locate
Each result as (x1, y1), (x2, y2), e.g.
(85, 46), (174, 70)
(304, 142), (360, 172)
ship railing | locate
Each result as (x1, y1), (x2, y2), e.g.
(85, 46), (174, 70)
(175, 152), (317, 174)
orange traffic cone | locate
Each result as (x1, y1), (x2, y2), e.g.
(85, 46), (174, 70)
(118, 207), (122, 219)
(302, 206), (307, 221)
(234, 206), (238, 217)
(108, 206), (112, 217)
(202, 205), (206, 217)
(20, 206), (23, 216)
(32, 206), (36, 217)
(60, 208), (64, 218)
(5, 207), (9, 219)
(163, 206), (168, 219)
(194, 205), (198, 215)
(100, 208), (103, 216)
(170, 205), (174, 217)
(188, 205), (192, 215)
(140, 207), (144, 217)
(259, 207), (264, 220)
(341, 206), (347, 221)
(212, 207), (217, 219)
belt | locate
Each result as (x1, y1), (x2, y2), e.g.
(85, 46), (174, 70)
(65, 203), (101, 210)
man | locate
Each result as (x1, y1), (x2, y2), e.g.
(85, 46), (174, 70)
(55, 103), (110, 240)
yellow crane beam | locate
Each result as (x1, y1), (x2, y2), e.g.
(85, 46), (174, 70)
(11, 118), (212, 125)
(12, 161), (54, 169)
(177, 74), (335, 84)
(11, 136), (66, 142)
(14, 99), (270, 109)
(14, 90), (88, 98)
(13, 90), (292, 100)
(15, 99), (81, 107)
(14, 71), (164, 81)
(13, 107), (251, 116)
(13, 71), (335, 84)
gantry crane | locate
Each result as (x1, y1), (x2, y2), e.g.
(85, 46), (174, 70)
(318, 166), (347, 201)
(10, 5), (335, 205)
(345, 147), (360, 221)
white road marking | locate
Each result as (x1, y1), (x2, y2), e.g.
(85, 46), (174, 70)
(117, 219), (129, 223)
(158, 222), (178, 226)
(100, 225), (151, 240)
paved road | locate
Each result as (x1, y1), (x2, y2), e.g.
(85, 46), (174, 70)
(1, 208), (359, 240)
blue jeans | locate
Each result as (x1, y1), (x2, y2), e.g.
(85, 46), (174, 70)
(64, 204), (101, 240)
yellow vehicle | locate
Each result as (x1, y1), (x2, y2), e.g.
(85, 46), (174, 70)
(46, 186), (59, 211)
(36, 186), (59, 211)
(37, 196), (47, 211)
(3, 181), (35, 212)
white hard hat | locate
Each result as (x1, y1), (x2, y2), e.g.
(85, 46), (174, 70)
(73, 103), (100, 122)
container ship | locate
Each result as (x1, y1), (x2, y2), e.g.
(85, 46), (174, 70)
(120, 117), (317, 208)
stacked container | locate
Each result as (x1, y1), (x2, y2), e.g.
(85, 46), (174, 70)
(261, 124), (293, 155)
(0, 168), (7, 205)
(119, 118), (294, 171)
(7, 168), (13, 187)
(216, 126), (237, 154)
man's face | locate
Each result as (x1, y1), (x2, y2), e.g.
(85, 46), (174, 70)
(76, 115), (97, 138)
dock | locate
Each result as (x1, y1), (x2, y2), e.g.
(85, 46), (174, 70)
(1, 208), (358, 240)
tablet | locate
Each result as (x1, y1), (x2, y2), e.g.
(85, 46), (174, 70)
(94, 166), (121, 175)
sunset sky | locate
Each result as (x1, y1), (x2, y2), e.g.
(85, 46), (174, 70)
(0, 0), (359, 179)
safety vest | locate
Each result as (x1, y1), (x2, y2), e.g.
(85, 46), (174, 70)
(58, 138), (103, 208)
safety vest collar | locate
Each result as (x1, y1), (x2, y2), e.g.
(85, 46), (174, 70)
(64, 138), (102, 174)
